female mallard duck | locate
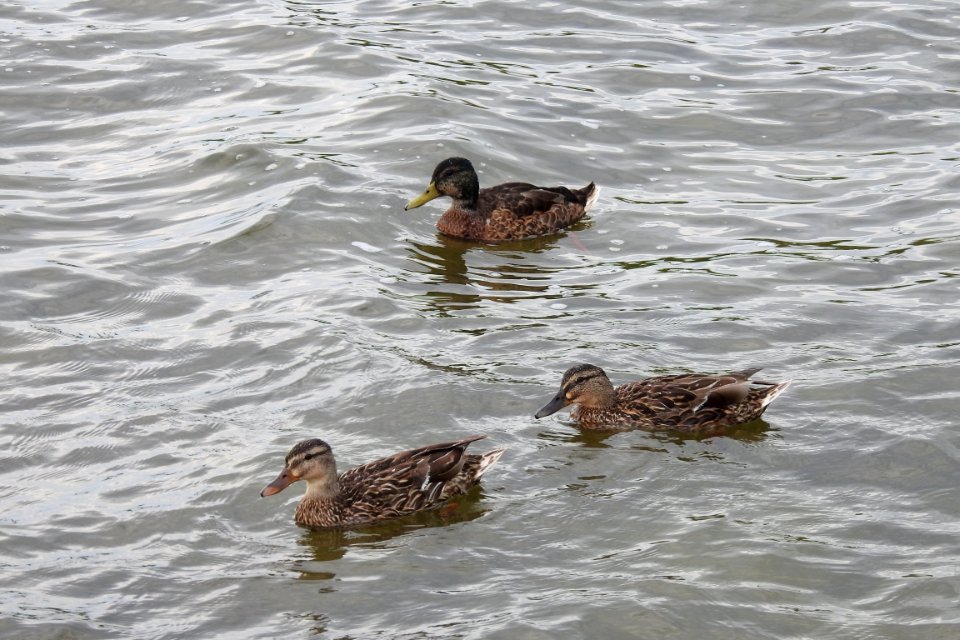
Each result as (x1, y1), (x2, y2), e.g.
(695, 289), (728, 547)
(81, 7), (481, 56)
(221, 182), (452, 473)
(260, 435), (505, 529)
(535, 364), (791, 433)
(404, 157), (599, 244)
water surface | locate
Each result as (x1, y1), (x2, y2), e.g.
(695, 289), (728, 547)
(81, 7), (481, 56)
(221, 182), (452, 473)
(2, 0), (959, 638)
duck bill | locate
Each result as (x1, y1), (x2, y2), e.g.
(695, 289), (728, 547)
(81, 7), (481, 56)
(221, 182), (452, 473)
(535, 393), (566, 419)
(405, 182), (440, 210)
(260, 469), (299, 497)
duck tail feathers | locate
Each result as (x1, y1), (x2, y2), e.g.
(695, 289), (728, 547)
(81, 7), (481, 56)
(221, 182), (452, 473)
(474, 448), (506, 479)
(760, 380), (792, 408)
(583, 183), (600, 211)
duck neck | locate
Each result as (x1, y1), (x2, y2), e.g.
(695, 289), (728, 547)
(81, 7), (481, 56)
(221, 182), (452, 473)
(295, 476), (341, 527)
(595, 387), (618, 408)
(450, 171), (480, 211)
(580, 381), (617, 411)
(453, 194), (479, 212)
(303, 475), (340, 502)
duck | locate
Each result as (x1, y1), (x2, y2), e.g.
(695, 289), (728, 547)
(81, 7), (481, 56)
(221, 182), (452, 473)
(260, 435), (506, 529)
(534, 364), (791, 433)
(404, 157), (599, 244)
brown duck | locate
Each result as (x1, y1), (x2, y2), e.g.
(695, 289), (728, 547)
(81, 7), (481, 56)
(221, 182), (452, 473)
(404, 157), (599, 244)
(535, 364), (791, 433)
(260, 435), (505, 529)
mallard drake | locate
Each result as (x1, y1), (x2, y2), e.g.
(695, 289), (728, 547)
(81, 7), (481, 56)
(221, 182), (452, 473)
(404, 157), (599, 244)
(260, 435), (506, 529)
(535, 364), (791, 433)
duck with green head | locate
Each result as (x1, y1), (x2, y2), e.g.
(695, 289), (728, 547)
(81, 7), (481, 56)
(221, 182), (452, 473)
(405, 157), (599, 244)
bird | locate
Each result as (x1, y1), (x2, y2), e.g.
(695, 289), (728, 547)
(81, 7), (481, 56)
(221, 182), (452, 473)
(404, 157), (599, 244)
(260, 435), (506, 529)
(534, 364), (791, 433)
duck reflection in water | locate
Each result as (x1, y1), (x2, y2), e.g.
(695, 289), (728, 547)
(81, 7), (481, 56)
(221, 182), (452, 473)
(539, 417), (777, 449)
(404, 231), (592, 315)
(289, 485), (494, 580)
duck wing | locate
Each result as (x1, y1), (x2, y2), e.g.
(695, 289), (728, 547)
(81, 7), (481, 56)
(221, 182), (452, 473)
(336, 435), (489, 522)
(480, 183), (594, 218)
(617, 369), (768, 425)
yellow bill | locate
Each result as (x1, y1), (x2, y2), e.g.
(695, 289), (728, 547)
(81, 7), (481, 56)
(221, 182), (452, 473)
(405, 182), (440, 210)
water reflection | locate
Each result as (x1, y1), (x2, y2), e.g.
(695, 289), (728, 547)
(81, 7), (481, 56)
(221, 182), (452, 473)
(402, 233), (588, 314)
(287, 612), (331, 638)
(538, 418), (774, 448)
(406, 238), (472, 293)
(292, 486), (492, 572)
(537, 425), (619, 449)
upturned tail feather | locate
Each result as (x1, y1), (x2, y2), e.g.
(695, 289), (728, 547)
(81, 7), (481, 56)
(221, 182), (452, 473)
(584, 184), (601, 212)
(760, 380), (792, 408)
(475, 448), (506, 478)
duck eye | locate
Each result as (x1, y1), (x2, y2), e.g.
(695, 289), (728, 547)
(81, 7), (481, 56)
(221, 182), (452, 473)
(303, 453), (314, 461)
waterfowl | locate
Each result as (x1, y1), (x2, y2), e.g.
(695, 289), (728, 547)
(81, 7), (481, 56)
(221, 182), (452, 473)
(404, 157), (599, 244)
(535, 364), (791, 433)
(260, 435), (506, 529)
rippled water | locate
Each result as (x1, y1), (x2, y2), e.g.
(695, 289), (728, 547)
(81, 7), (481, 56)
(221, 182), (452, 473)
(2, 0), (959, 638)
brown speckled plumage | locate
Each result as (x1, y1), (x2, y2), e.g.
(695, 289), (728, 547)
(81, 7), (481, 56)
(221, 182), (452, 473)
(260, 435), (505, 529)
(405, 157), (599, 244)
(535, 364), (791, 433)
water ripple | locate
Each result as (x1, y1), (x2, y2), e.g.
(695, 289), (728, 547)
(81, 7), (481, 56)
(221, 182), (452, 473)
(2, 0), (960, 637)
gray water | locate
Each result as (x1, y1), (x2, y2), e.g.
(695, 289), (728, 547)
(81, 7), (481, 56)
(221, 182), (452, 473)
(2, 0), (959, 638)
